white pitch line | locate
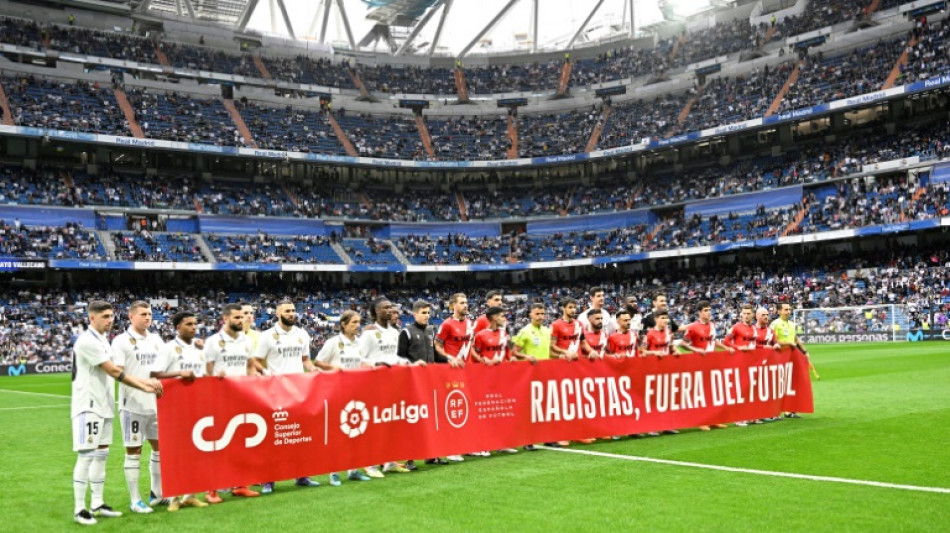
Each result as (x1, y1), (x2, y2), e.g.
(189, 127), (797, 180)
(0, 388), (69, 399)
(540, 446), (950, 495)
(0, 404), (69, 411)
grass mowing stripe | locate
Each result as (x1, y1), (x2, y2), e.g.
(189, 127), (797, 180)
(541, 446), (950, 494)
(0, 404), (69, 411)
(0, 388), (69, 398)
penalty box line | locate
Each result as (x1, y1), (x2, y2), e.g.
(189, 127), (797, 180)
(540, 446), (950, 495)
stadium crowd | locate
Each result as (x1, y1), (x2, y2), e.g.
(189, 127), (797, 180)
(4, 244), (948, 365)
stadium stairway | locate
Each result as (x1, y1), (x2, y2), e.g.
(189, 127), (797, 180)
(252, 55), (273, 80)
(280, 183), (301, 209)
(455, 191), (468, 221)
(669, 34), (688, 63)
(454, 68), (469, 102)
(507, 115), (519, 159)
(153, 46), (171, 67)
(867, 0), (882, 14)
(327, 113), (359, 157)
(556, 60), (572, 96)
(766, 62), (801, 117)
(193, 198), (204, 213)
(415, 115), (436, 158)
(585, 103), (610, 152)
(349, 69), (372, 99)
(222, 99), (257, 148)
(882, 35), (918, 90)
(781, 198), (809, 237)
(331, 241), (354, 265)
(59, 169), (73, 188)
(902, 187), (927, 221)
(677, 84), (703, 125)
(385, 240), (411, 265)
(0, 82), (13, 126)
(96, 230), (117, 259)
(764, 24), (777, 43)
(113, 87), (145, 138)
(194, 235), (217, 262)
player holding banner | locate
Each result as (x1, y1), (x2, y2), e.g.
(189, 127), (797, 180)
(550, 297), (589, 361)
(436, 293), (473, 366)
(582, 308), (608, 359)
(316, 310), (375, 480)
(204, 303), (260, 498)
(754, 307), (780, 350)
(111, 301), (167, 513)
(71, 301), (162, 526)
(149, 310), (208, 511)
(471, 306), (510, 366)
(549, 297), (590, 445)
(606, 310), (638, 358)
(681, 301), (734, 431)
(253, 300), (322, 493)
(725, 304), (758, 351)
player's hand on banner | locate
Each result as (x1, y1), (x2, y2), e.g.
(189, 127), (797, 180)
(146, 378), (164, 397)
(413, 360), (427, 367)
(180, 370), (196, 382)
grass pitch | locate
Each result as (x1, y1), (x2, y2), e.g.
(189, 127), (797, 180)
(1, 342), (947, 532)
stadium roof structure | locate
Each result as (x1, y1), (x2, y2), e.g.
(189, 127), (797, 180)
(128, 0), (732, 57)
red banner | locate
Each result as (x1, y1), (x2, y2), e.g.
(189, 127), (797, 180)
(157, 348), (813, 496)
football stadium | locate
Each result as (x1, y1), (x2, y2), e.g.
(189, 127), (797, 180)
(0, 0), (948, 530)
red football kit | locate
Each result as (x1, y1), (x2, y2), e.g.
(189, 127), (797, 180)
(437, 317), (474, 359)
(551, 319), (584, 353)
(684, 321), (718, 352)
(472, 328), (508, 362)
(726, 322), (757, 350)
(583, 329), (607, 357)
(754, 325), (777, 348)
(607, 330), (638, 357)
(644, 328), (673, 355)
(473, 314), (490, 336)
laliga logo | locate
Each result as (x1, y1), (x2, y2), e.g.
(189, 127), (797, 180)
(340, 400), (370, 438)
(192, 413), (268, 452)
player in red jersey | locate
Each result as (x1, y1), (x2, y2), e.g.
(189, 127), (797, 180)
(725, 304), (757, 351)
(754, 307), (780, 349)
(435, 293), (472, 366)
(682, 301), (733, 430)
(473, 290), (503, 335)
(681, 301), (735, 355)
(550, 297), (589, 361)
(639, 311), (683, 436)
(641, 310), (674, 357)
(607, 310), (638, 358)
(472, 307), (510, 365)
(582, 308), (607, 359)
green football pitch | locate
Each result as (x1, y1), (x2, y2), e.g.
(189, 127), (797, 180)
(1, 342), (947, 532)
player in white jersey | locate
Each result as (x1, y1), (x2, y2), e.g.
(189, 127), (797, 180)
(314, 310), (374, 482)
(202, 302), (261, 498)
(71, 300), (162, 526)
(205, 303), (263, 378)
(358, 298), (425, 474)
(149, 310), (209, 511)
(111, 301), (167, 513)
(254, 300), (322, 493)
(577, 286), (618, 337)
(358, 298), (418, 368)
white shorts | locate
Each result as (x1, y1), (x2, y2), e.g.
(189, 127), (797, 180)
(119, 410), (159, 447)
(72, 413), (113, 452)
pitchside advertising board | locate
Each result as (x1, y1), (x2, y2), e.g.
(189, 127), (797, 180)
(158, 349), (814, 496)
(1, 362), (73, 376)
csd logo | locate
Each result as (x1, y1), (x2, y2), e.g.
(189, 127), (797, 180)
(192, 413), (267, 452)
